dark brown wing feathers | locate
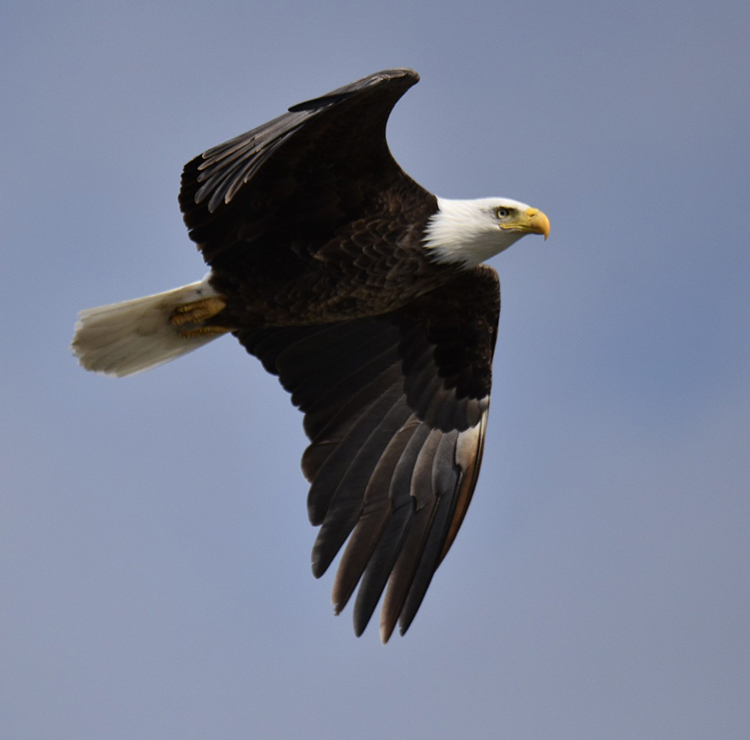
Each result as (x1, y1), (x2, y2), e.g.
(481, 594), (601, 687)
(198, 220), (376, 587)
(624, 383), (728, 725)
(236, 267), (500, 640)
(179, 68), (429, 267)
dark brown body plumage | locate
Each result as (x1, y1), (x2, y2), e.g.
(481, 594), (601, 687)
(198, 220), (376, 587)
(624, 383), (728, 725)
(208, 189), (459, 327)
(177, 69), (501, 641)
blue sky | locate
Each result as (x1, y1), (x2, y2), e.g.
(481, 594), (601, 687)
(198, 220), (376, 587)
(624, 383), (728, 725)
(2, 1), (749, 738)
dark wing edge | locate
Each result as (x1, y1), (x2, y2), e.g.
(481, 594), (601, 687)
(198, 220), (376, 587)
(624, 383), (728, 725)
(235, 266), (500, 641)
(178, 68), (421, 265)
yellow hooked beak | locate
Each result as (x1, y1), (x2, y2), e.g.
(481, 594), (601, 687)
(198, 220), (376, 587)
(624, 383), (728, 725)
(501, 207), (551, 240)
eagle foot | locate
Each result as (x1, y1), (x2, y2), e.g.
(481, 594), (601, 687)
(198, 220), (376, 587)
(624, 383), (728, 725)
(178, 325), (233, 339)
(170, 296), (227, 327)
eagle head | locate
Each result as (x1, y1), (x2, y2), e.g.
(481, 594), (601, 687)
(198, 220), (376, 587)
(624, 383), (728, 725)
(423, 197), (550, 268)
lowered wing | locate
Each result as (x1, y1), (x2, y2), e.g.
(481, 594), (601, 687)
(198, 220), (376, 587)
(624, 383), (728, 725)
(237, 266), (500, 641)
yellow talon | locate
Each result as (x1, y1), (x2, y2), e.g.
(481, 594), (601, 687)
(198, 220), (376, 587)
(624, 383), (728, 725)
(170, 296), (227, 326)
(178, 326), (233, 339)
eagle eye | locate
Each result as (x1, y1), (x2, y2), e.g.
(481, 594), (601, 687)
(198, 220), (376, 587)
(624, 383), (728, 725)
(495, 206), (513, 219)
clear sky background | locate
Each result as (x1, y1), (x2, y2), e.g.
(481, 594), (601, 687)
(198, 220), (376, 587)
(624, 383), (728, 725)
(2, 1), (748, 738)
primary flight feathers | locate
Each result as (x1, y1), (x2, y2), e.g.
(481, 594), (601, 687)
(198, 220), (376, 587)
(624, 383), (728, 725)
(72, 68), (549, 642)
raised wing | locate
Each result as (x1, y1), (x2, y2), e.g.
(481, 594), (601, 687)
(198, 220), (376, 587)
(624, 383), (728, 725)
(179, 68), (431, 267)
(236, 266), (500, 641)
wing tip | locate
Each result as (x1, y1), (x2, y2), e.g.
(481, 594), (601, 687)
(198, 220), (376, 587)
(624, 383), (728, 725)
(287, 68), (420, 113)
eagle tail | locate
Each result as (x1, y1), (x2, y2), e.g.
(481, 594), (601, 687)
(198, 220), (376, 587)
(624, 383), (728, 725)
(71, 276), (227, 378)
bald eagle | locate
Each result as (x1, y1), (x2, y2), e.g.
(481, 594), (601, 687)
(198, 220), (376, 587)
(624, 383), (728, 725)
(72, 69), (549, 642)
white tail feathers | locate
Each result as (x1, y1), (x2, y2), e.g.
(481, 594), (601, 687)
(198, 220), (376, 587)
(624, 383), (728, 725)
(71, 276), (225, 377)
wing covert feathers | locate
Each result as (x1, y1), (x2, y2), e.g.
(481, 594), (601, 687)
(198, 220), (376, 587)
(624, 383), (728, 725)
(237, 266), (500, 640)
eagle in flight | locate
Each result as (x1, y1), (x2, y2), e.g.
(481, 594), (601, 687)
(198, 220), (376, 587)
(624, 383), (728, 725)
(72, 68), (550, 642)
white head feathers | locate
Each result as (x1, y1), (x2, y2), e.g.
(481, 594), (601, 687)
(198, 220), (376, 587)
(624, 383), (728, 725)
(423, 197), (541, 268)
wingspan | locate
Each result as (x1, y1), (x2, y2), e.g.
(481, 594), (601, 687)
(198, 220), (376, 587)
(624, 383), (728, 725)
(236, 265), (500, 641)
(179, 68), (431, 267)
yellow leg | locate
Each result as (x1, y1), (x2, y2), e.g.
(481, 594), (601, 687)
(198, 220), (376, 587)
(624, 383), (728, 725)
(170, 296), (227, 327)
